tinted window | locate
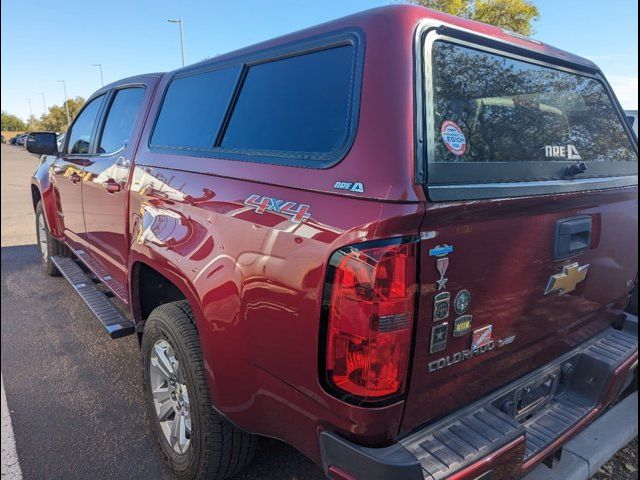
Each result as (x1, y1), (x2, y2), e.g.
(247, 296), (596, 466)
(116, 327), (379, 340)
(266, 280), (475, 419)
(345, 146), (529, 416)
(151, 66), (241, 149)
(221, 45), (355, 156)
(431, 42), (636, 164)
(66, 95), (104, 154)
(98, 88), (145, 154)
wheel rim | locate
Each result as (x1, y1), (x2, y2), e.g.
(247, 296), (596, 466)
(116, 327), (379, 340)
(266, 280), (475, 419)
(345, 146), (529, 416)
(149, 339), (192, 454)
(38, 214), (48, 260)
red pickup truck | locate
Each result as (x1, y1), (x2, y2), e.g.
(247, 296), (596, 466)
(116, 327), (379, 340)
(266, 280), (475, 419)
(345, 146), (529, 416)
(28, 5), (638, 480)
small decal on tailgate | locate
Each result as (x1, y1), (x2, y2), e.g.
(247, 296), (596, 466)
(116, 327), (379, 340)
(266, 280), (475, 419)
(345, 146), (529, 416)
(436, 257), (450, 291)
(453, 315), (473, 337)
(430, 323), (449, 354)
(429, 244), (454, 257)
(433, 292), (451, 322)
(471, 325), (493, 351)
(454, 289), (471, 315)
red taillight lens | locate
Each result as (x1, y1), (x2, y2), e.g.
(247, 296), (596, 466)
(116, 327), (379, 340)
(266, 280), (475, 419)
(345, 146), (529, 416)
(324, 239), (418, 402)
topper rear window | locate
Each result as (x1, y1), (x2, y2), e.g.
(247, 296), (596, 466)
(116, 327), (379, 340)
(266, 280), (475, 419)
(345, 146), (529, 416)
(422, 36), (638, 200)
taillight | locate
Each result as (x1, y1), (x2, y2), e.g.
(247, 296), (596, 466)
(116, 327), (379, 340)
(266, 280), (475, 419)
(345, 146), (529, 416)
(323, 238), (418, 403)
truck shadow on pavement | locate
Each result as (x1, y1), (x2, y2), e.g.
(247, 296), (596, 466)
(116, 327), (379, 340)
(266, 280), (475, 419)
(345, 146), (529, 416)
(1, 244), (323, 480)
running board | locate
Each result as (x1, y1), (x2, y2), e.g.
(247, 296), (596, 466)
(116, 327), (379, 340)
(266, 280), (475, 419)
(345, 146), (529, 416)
(51, 255), (135, 339)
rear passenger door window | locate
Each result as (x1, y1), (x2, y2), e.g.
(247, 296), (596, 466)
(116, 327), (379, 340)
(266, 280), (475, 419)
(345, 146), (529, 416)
(65, 95), (105, 154)
(221, 45), (355, 157)
(98, 87), (146, 154)
(151, 66), (241, 149)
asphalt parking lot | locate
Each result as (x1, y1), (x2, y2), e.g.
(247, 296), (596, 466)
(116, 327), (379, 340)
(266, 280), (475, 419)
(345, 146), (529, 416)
(0, 144), (323, 480)
(0, 144), (636, 480)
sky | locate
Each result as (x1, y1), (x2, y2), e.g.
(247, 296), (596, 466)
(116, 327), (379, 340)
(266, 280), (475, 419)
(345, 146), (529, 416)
(1, 0), (638, 120)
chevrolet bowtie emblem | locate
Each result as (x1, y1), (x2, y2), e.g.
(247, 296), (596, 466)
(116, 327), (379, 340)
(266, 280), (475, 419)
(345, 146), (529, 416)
(544, 263), (590, 296)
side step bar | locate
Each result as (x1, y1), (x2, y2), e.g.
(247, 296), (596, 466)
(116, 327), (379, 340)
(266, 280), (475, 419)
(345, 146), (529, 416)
(51, 255), (135, 339)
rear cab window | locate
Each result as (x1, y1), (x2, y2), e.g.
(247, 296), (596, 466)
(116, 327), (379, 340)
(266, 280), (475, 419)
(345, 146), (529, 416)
(419, 33), (638, 200)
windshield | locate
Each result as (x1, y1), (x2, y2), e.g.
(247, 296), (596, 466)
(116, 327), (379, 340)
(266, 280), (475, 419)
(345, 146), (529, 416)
(431, 41), (637, 164)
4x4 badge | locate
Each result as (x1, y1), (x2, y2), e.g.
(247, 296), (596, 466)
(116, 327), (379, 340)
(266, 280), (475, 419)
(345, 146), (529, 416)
(244, 195), (311, 224)
(544, 263), (589, 295)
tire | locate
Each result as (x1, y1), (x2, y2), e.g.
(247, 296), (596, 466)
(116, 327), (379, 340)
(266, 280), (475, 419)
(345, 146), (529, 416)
(141, 301), (256, 480)
(35, 200), (68, 276)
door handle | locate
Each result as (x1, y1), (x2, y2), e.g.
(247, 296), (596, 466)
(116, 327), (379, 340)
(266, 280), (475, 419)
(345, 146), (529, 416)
(70, 172), (82, 184)
(102, 179), (121, 193)
(554, 216), (592, 260)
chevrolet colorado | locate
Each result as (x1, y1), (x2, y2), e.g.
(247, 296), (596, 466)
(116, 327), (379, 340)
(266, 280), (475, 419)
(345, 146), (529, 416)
(28, 5), (638, 480)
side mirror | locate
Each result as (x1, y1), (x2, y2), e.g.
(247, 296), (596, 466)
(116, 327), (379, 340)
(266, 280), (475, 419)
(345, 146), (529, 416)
(26, 132), (58, 155)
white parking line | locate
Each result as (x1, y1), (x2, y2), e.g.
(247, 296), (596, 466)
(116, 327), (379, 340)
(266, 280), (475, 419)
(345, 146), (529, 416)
(1, 374), (22, 480)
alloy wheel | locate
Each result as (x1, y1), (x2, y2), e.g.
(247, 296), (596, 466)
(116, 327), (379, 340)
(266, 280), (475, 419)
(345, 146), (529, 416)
(149, 339), (192, 454)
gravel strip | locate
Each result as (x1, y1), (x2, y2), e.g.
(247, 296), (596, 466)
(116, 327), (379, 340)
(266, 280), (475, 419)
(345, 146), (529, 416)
(593, 437), (638, 480)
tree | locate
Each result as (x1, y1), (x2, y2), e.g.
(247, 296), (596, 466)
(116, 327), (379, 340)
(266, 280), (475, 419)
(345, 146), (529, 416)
(39, 96), (85, 133)
(1, 111), (27, 131)
(473, 0), (540, 35)
(26, 115), (42, 132)
(416, 0), (469, 17)
(410, 0), (540, 36)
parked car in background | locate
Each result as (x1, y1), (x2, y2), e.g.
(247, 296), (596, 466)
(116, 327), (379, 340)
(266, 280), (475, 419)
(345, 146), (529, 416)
(15, 134), (29, 146)
(1, 135), (5, 144)
(626, 110), (638, 136)
(27, 5), (638, 480)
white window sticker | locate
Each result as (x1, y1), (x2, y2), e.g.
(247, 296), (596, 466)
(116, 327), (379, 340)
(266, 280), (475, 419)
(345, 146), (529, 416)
(545, 144), (582, 160)
(441, 121), (467, 156)
(333, 181), (364, 193)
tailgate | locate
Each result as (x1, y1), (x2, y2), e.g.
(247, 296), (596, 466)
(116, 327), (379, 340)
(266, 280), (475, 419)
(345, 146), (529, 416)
(405, 29), (639, 434)
(401, 187), (638, 433)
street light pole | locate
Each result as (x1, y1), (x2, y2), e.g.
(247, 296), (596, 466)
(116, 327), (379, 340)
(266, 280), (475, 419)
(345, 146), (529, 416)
(57, 80), (71, 128)
(92, 64), (104, 87)
(38, 92), (47, 113)
(167, 19), (185, 67)
(27, 98), (33, 118)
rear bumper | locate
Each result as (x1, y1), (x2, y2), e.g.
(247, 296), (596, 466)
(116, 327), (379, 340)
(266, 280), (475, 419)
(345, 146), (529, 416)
(319, 314), (638, 480)
(523, 391), (638, 480)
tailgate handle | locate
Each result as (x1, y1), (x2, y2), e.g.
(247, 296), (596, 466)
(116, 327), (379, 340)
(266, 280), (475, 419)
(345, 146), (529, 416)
(554, 216), (592, 260)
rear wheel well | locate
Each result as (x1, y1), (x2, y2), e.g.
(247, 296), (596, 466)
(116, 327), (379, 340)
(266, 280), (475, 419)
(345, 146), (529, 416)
(31, 185), (41, 211)
(132, 263), (188, 335)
